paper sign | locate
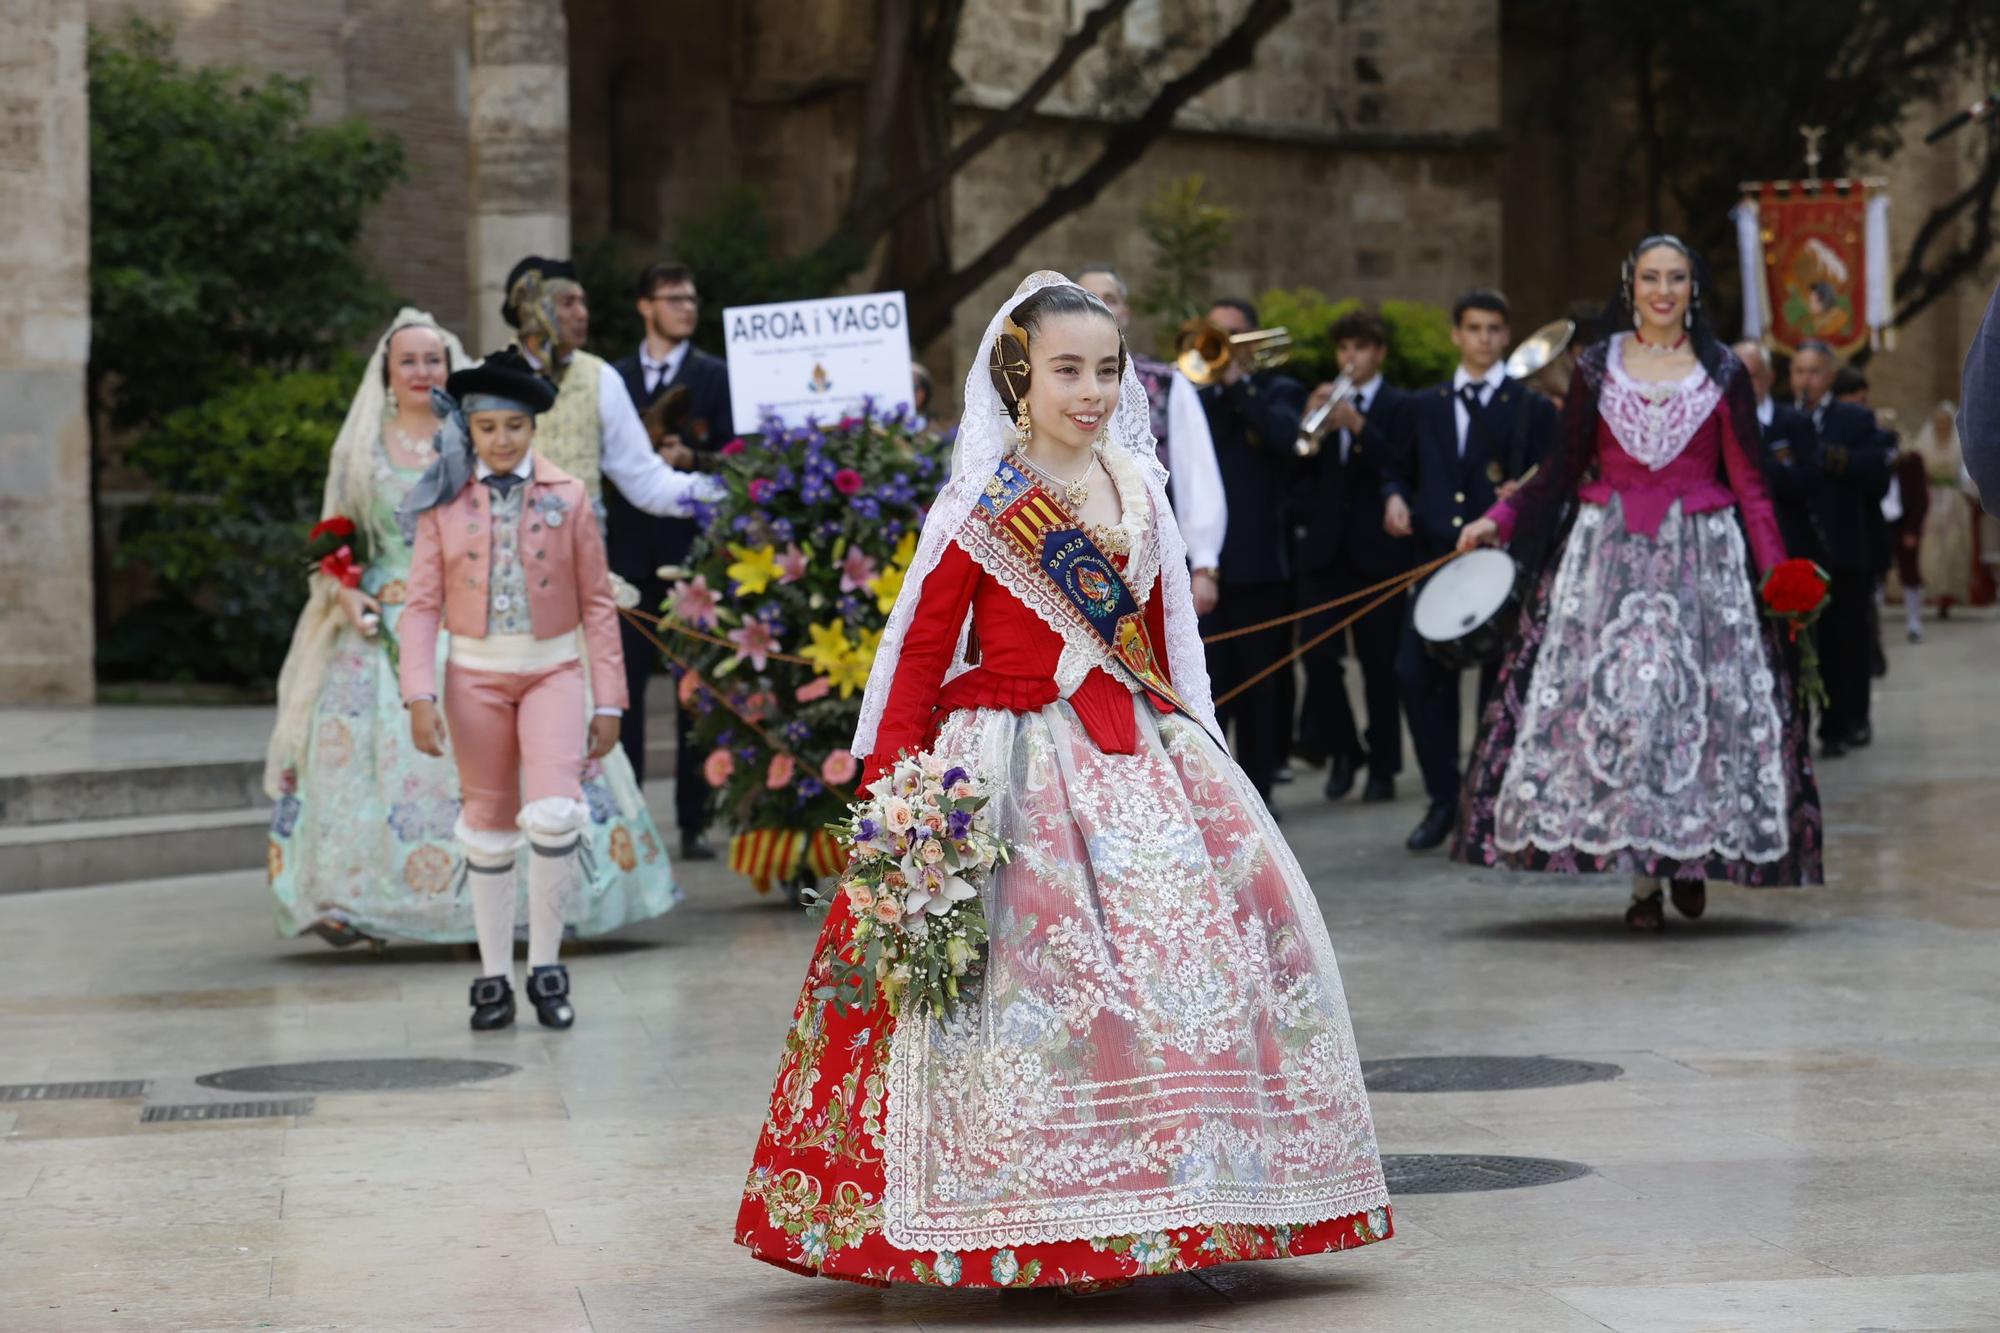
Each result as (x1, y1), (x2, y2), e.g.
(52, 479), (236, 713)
(723, 291), (915, 435)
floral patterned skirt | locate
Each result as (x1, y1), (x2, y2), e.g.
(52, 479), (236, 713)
(1453, 499), (1823, 886)
(267, 604), (680, 942)
(736, 698), (1391, 1288)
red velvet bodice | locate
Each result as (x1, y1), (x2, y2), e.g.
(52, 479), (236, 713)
(861, 539), (1173, 785)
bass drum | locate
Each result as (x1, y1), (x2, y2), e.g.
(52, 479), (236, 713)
(1413, 548), (1521, 671)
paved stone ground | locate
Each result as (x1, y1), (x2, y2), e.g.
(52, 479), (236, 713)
(4, 620), (1999, 1331)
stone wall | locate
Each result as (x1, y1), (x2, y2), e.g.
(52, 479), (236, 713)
(0, 0), (94, 703)
(89, 0), (475, 339)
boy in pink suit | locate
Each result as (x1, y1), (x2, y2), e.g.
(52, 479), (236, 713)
(397, 349), (628, 1030)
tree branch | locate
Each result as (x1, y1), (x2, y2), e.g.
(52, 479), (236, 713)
(850, 0), (1136, 241)
(908, 0), (1295, 344)
(1893, 131), (2000, 327)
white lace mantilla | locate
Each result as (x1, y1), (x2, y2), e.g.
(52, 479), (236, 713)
(1601, 334), (1723, 471)
(881, 700), (1388, 1251)
(1494, 497), (1789, 863)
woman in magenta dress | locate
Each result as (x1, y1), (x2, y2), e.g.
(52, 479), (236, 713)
(1453, 236), (1823, 929)
(734, 273), (1390, 1289)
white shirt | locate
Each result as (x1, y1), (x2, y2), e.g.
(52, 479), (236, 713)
(522, 346), (724, 517)
(1164, 370), (1227, 570)
(1756, 395), (1775, 428)
(1339, 375), (1381, 464)
(469, 451), (620, 718)
(639, 339), (691, 397)
(1451, 362), (1508, 458)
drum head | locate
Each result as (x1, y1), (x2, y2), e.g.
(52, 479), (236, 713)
(1414, 549), (1517, 644)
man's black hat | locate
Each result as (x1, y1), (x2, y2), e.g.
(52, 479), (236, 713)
(500, 255), (580, 329)
(446, 347), (558, 414)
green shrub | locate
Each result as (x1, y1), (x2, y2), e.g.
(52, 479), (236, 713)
(1256, 289), (1459, 390)
(103, 364), (356, 687)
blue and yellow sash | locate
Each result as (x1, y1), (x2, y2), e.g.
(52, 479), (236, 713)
(971, 460), (1195, 721)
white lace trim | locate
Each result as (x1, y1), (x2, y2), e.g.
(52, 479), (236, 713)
(1494, 499), (1790, 863)
(880, 702), (1388, 1251)
(1601, 334), (1724, 472)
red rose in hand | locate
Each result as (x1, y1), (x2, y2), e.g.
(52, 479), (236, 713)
(309, 516), (356, 542)
(1761, 558), (1829, 618)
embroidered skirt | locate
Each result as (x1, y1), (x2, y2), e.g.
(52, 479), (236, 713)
(1454, 498), (1823, 886)
(736, 696), (1391, 1287)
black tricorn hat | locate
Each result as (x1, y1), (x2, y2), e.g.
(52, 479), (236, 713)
(499, 255), (580, 329)
(446, 347), (558, 414)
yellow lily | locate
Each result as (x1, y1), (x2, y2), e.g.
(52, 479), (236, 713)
(800, 619), (854, 677)
(870, 563), (905, 615)
(725, 543), (783, 597)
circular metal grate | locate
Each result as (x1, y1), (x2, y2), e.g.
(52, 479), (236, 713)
(195, 1058), (519, 1094)
(1382, 1153), (1593, 1195)
(1362, 1055), (1621, 1093)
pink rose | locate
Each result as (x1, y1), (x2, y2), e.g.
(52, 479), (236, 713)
(766, 752), (797, 790)
(919, 839), (945, 865)
(881, 797), (915, 833)
(871, 898), (904, 926)
(845, 882), (875, 912)
(721, 438), (748, 456)
(821, 749), (859, 785)
(702, 749), (735, 788)
(833, 469), (865, 496)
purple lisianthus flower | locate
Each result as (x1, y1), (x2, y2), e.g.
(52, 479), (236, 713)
(857, 817), (878, 841)
(941, 766), (968, 789)
(801, 483), (829, 506)
(771, 517), (795, 543)
(817, 520), (844, 542)
(716, 729), (736, 749)
(689, 498), (719, 529)
(732, 514), (755, 533)
(782, 719), (812, 747)
(947, 808), (973, 839)
(883, 520), (904, 541)
(854, 497), (882, 520)
(774, 466), (796, 489)
(913, 453), (938, 478)
(736, 745), (759, 763)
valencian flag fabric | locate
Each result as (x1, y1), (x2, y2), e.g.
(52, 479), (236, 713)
(1732, 180), (1892, 356)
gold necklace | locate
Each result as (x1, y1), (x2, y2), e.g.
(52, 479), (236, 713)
(1016, 448), (1096, 509)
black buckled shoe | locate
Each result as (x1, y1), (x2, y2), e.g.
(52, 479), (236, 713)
(527, 964), (575, 1030)
(469, 975), (515, 1030)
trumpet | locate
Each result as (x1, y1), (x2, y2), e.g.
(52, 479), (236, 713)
(1294, 373), (1357, 457)
(1175, 317), (1292, 385)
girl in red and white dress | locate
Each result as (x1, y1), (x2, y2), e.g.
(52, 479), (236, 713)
(734, 273), (1391, 1290)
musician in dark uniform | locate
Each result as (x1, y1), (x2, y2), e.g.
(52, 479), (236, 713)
(1790, 341), (1894, 758)
(1297, 310), (1416, 803)
(1735, 341), (1828, 568)
(1385, 289), (1558, 851)
(1199, 297), (1307, 809)
(609, 260), (734, 859)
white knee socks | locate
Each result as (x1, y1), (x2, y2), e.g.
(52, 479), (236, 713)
(457, 819), (523, 980)
(1904, 585), (1925, 638)
(519, 798), (585, 971)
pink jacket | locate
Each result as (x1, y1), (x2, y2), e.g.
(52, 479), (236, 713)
(397, 455), (630, 709)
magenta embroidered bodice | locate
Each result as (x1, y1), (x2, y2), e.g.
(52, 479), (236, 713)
(1489, 336), (1786, 575)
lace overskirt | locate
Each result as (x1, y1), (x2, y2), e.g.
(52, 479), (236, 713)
(1454, 498), (1823, 886)
(737, 698), (1391, 1287)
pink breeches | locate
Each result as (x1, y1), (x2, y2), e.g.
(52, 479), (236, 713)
(443, 661), (586, 832)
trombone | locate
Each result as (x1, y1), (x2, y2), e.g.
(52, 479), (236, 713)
(1176, 317), (1291, 386)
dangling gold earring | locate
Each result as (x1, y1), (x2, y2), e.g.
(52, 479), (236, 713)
(1014, 398), (1032, 449)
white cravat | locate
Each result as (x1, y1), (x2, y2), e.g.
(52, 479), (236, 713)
(1451, 362), (1507, 458)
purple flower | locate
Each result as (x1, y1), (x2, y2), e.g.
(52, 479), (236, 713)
(771, 517), (796, 543)
(798, 776), (825, 799)
(941, 766), (968, 789)
(736, 745), (758, 763)
(732, 514), (754, 533)
(947, 808), (973, 839)
(270, 796), (301, 838)
(801, 483), (829, 505)
(583, 781), (614, 824)
(857, 817), (878, 840)
(689, 499), (719, 528)
(817, 520), (844, 542)
(774, 466), (796, 489)
(716, 729), (736, 748)
(913, 454), (937, 478)
(852, 497), (881, 520)
(782, 719), (812, 746)
(837, 593), (866, 622)
(883, 520), (904, 541)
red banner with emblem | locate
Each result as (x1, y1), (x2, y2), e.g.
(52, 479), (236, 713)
(1739, 181), (1888, 357)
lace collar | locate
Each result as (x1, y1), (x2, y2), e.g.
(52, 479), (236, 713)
(1600, 334), (1723, 471)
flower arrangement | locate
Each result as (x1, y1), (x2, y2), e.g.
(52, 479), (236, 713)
(660, 402), (946, 889)
(813, 751), (1008, 1021)
(1760, 556), (1831, 710)
(302, 515), (399, 668)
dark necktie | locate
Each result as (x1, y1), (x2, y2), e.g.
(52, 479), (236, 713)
(1460, 382), (1486, 412)
(482, 473), (526, 500)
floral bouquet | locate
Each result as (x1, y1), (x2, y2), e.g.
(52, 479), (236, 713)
(303, 515), (399, 669)
(661, 401), (946, 892)
(1760, 556), (1831, 711)
(812, 752), (1009, 1022)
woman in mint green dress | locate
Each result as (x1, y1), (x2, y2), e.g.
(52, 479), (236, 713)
(264, 310), (680, 945)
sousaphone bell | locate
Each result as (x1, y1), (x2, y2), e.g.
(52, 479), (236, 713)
(1504, 317), (1577, 403)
